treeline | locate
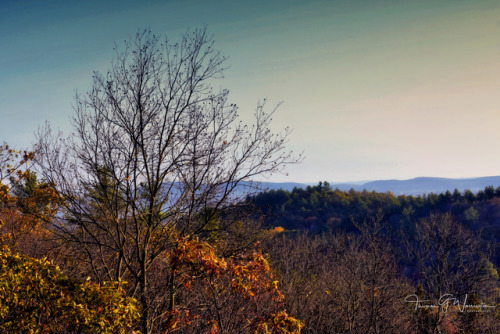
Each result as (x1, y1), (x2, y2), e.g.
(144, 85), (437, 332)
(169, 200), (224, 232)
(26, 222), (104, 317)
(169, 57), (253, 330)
(249, 181), (500, 230)
(249, 182), (500, 264)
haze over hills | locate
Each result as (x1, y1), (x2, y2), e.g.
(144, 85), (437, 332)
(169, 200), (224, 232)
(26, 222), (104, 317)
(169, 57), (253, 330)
(257, 176), (500, 195)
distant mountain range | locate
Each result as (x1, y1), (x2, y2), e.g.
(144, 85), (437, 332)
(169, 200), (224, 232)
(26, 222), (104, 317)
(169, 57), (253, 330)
(256, 176), (500, 195)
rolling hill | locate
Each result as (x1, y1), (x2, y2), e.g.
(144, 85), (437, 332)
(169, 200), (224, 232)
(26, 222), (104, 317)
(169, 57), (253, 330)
(257, 176), (500, 195)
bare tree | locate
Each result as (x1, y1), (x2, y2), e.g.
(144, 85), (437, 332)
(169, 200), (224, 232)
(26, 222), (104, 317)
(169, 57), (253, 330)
(266, 220), (413, 334)
(35, 27), (298, 333)
(402, 212), (492, 333)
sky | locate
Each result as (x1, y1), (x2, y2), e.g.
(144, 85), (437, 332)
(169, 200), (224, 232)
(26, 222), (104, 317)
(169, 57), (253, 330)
(1, 0), (500, 183)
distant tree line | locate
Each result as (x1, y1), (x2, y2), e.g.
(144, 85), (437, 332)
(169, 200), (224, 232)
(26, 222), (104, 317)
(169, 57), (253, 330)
(248, 181), (500, 266)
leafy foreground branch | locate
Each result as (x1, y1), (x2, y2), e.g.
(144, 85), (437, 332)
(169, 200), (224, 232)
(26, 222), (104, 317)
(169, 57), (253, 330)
(0, 245), (140, 333)
(160, 237), (303, 333)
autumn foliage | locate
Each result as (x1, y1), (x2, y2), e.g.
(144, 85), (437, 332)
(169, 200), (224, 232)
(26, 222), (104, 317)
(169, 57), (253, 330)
(0, 247), (139, 333)
(161, 237), (302, 333)
(0, 145), (63, 256)
(0, 145), (140, 332)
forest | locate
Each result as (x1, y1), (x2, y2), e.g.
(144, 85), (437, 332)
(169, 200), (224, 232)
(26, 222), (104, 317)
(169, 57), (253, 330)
(249, 182), (500, 266)
(0, 27), (498, 333)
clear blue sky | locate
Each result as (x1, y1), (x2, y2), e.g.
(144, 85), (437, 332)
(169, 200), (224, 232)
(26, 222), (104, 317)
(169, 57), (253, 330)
(1, 0), (500, 183)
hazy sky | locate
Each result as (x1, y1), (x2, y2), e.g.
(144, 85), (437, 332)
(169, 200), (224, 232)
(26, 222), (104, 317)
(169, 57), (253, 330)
(1, 0), (500, 183)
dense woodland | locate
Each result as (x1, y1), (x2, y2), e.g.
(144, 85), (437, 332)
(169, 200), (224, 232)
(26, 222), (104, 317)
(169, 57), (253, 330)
(0, 28), (498, 333)
(249, 183), (500, 333)
(250, 181), (500, 265)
